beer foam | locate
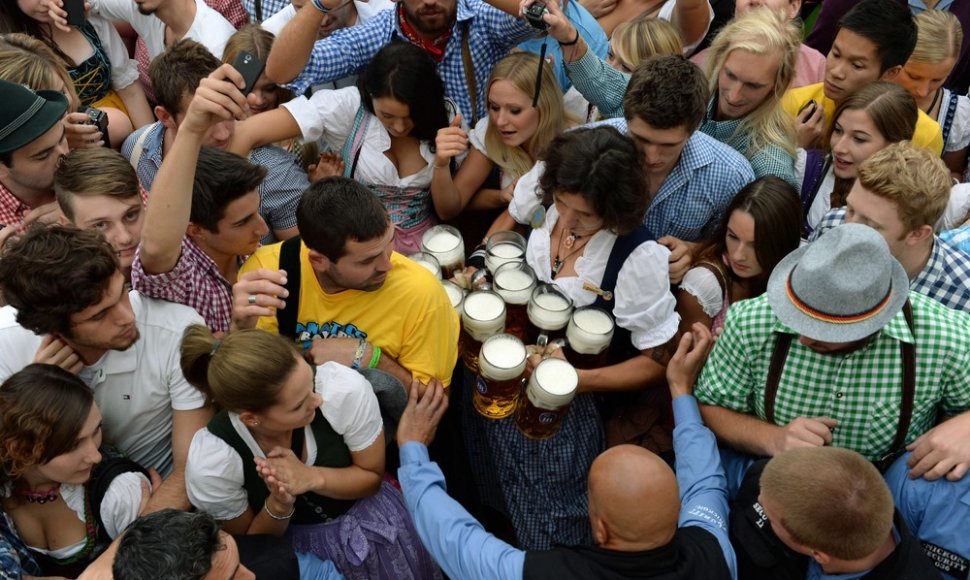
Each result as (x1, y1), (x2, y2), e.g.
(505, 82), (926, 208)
(567, 308), (614, 355)
(533, 292), (569, 311)
(573, 308), (613, 334)
(489, 242), (523, 259)
(529, 291), (572, 330)
(464, 291), (505, 321)
(495, 269), (535, 305)
(533, 359), (578, 396)
(424, 231), (459, 253)
(480, 334), (527, 379)
(413, 258), (439, 276)
(442, 281), (464, 308)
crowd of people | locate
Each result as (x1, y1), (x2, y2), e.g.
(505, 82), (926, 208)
(0, 0), (969, 577)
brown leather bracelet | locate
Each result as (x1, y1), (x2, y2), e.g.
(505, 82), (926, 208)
(559, 29), (580, 46)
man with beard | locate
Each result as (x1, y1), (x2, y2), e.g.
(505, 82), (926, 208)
(231, 176), (460, 394)
(265, 0), (538, 122)
(48, 0), (235, 60)
(0, 226), (213, 511)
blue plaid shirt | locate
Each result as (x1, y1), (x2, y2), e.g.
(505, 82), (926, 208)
(814, 208), (970, 312)
(0, 510), (41, 580)
(242, 0), (289, 21)
(286, 0), (536, 122)
(593, 118), (755, 241)
(122, 122), (307, 244)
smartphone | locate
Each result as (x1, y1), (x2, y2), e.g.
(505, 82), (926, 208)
(64, 0), (86, 27)
(798, 99), (818, 119)
(231, 51), (266, 96)
(78, 106), (110, 147)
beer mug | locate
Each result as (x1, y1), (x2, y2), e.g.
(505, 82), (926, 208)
(525, 284), (573, 347)
(564, 306), (614, 369)
(474, 333), (527, 419)
(515, 358), (578, 439)
(441, 279), (465, 316)
(460, 290), (506, 374)
(407, 251), (441, 279)
(421, 225), (465, 279)
(484, 231), (527, 274)
(492, 261), (536, 342)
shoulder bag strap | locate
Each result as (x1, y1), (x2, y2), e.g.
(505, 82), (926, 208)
(890, 299), (916, 453)
(694, 260), (729, 299)
(460, 21), (478, 126)
(764, 333), (794, 425)
(276, 236), (303, 340)
(127, 125), (153, 172)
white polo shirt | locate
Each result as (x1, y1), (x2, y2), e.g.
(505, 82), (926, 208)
(0, 293), (207, 477)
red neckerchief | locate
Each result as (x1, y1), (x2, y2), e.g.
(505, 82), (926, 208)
(397, 4), (452, 63)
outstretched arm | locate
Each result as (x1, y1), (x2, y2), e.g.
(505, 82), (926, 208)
(265, 2), (332, 84)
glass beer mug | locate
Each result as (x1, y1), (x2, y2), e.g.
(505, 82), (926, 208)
(492, 261), (536, 342)
(515, 357), (579, 439)
(459, 290), (506, 374)
(563, 306), (614, 369)
(421, 225), (465, 279)
(474, 333), (527, 419)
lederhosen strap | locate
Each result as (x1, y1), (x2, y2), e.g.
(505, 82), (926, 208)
(276, 236), (303, 340)
(764, 300), (915, 464)
(942, 90), (959, 147)
(460, 21), (477, 125)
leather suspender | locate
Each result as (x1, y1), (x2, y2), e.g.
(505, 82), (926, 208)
(764, 300), (916, 455)
(460, 22), (477, 125)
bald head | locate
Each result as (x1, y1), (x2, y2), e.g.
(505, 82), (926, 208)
(587, 444), (680, 550)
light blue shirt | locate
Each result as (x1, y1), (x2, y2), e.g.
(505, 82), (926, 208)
(517, 0), (608, 92)
(397, 395), (738, 580)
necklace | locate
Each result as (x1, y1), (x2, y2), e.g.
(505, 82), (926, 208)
(552, 228), (589, 276)
(925, 87), (942, 116)
(16, 483), (61, 504)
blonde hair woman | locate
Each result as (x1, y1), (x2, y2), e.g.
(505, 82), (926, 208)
(432, 52), (572, 220)
(0, 33), (106, 150)
(701, 8), (800, 184)
(897, 10), (969, 178)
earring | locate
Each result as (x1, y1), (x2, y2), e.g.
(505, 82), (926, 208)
(251, 421), (260, 426)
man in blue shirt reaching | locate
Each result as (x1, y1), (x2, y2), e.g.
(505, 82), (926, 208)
(395, 323), (738, 580)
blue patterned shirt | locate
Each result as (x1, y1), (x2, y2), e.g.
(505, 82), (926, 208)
(242, 0), (289, 21)
(814, 208), (970, 313)
(941, 224), (970, 256)
(0, 510), (41, 580)
(121, 122), (307, 244)
(286, 0), (536, 122)
(593, 118), (755, 241)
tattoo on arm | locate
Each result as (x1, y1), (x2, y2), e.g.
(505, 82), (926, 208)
(647, 337), (678, 366)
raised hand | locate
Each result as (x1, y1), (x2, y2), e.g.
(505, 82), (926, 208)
(434, 114), (468, 169)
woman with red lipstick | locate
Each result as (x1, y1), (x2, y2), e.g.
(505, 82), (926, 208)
(431, 51), (573, 221)
(799, 81), (916, 233)
(677, 176), (802, 335)
(180, 326), (441, 580)
(0, 364), (153, 579)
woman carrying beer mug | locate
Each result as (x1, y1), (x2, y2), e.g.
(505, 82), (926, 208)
(468, 126), (679, 550)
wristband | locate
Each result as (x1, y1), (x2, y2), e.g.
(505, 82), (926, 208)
(351, 338), (367, 370)
(559, 29), (580, 46)
(368, 345), (382, 369)
(264, 501), (295, 520)
(310, 0), (331, 13)
(467, 243), (487, 270)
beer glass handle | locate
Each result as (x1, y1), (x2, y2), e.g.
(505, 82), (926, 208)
(536, 332), (549, 348)
(541, 338), (567, 359)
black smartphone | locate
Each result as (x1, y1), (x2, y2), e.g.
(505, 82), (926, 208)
(231, 50), (266, 96)
(64, 0), (86, 28)
(798, 99), (818, 119)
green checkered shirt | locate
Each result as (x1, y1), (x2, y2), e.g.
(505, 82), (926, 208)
(695, 292), (970, 460)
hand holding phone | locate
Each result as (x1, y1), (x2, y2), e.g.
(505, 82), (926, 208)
(231, 51), (266, 96)
(64, 0), (86, 27)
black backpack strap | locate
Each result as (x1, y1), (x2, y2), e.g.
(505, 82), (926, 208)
(764, 333), (794, 425)
(276, 236), (303, 340)
(882, 299), (915, 468)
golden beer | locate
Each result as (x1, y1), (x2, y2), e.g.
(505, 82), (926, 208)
(515, 358), (579, 439)
(460, 290), (506, 374)
(421, 225), (465, 280)
(525, 284), (573, 347)
(493, 262), (536, 342)
(564, 307), (614, 370)
(474, 333), (527, 419)
(484, 231), (527, 274)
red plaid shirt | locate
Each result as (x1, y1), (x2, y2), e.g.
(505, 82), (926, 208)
(130, 236), (239, 333)
(0, 181), (55, 233)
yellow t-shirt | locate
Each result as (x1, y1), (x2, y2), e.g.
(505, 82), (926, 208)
(781, 82), (944, 155)
(239, 243), (460, 386)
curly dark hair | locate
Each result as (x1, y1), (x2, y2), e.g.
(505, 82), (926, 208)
(538, 126), (647, 236)
(0, 364), (94, 485)
(114, 510), (223, 580)
(0, 225), (119, 337)
(623, 54), (709, 131)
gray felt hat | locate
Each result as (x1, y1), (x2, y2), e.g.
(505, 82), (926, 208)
(766, 223), (909, 343)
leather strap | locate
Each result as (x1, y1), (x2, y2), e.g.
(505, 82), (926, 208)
(460, 21), (477, 125)
(764, 299), (916, 455)
(276, 236), (303, 340)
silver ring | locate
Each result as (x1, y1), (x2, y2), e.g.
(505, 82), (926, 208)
(247, 294), (257, 305)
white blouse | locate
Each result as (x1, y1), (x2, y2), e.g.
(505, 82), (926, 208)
(526, 205), (679, 350)
(469, 117), (516, 189)
(282, 87), (459, 189)
(185, 362), (383, 521)
(679, 267), (723, 318)
(938, 88), (970, 153)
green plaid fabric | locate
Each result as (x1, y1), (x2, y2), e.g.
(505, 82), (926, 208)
(695, 292), (970, 460)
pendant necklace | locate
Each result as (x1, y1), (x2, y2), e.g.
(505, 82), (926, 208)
(553, 228), (588, 276)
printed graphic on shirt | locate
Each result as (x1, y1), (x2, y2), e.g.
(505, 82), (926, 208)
(922, 541), (969, 579)
(296, 320), (367, 350)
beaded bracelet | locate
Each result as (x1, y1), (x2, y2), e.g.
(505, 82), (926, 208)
(310, 0), (331, 13)
(351, 338), (368, 370)
(264, 501), (295, 520)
